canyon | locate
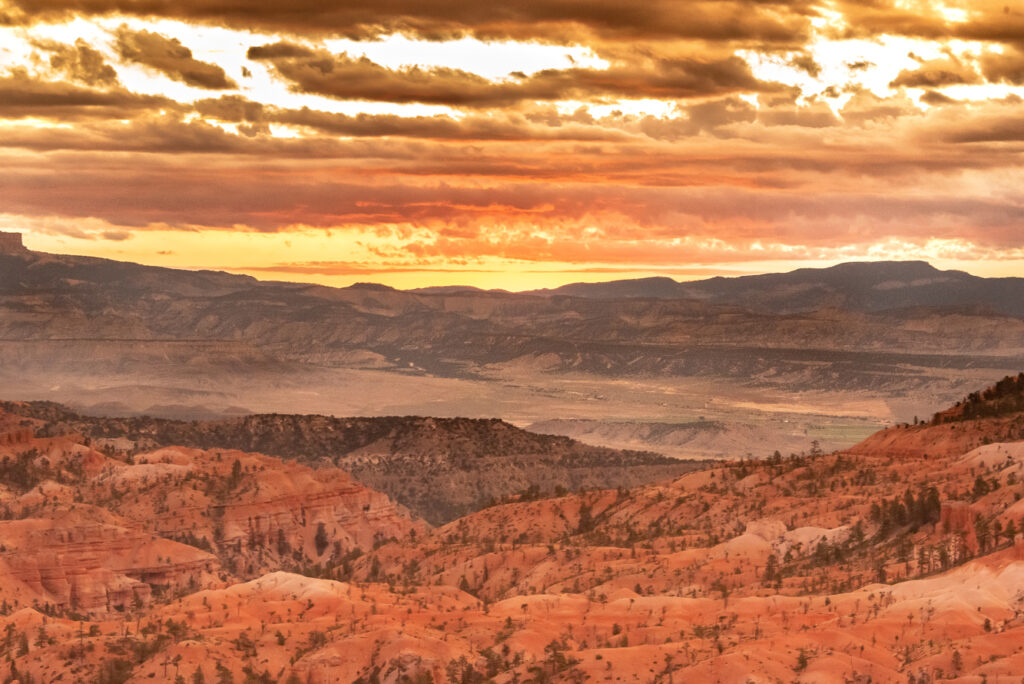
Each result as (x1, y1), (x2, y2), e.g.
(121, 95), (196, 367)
(0, 376), (1021, 681)
(4, 237), (1024, 681)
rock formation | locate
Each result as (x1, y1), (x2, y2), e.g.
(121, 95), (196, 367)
(7, 404), (699, 524)
(0, 377), (1023, 681)
(0, 429), (32, 447)
(0, 232), (25, 255)
(0, 517), (215, 614)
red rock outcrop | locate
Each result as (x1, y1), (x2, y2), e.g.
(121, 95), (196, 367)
(940, 501), (977, 540)
(0, 429), (33, 447)
(0, 516), (217, 614)
(87, 447), (426, 574)
(3, 388), (1024, 681)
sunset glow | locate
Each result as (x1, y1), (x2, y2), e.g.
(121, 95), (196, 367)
(1, 0), (1023, 288)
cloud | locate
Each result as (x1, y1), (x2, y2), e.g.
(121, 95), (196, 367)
(788, 52), (821, 77)
(756, 95), (839, 128)
(249, 43), (775, 106)
(33, 38), (119, 86)
(838, 89), (916, 125)
(0, 68), (176, 120)
(246, 42), (316, 60)
(115, 27), (236, 89)
(238, 260), (751, 277)
(890, 58), (982, 88)
(0, 114), (407, 155)
(941, 113), (1024, 142)
(194, 95), (631, 141)
(980, 48), (1024, 85)
(4, 0), (1024, 281)
(920, 89), (958, 106)
(637, 97), (757, 139)
(238, 261), (497, 276)
(1, 143), (1020, 248)
(7, 0), (814, 44)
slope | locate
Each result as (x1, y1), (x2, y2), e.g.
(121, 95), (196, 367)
(0, 401), (702, 525)
(2, 376), (1024, 681)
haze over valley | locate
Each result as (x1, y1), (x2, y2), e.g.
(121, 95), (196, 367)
(4, 234), (1023, 460)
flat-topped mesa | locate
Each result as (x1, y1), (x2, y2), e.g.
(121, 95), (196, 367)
(0, 231), (27, 255)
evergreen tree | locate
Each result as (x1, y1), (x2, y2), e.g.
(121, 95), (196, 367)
(314, 522), (330, 556)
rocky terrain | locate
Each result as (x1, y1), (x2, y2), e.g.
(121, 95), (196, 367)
(2, 234), (1023, 460)
(0, 416), (422, 620)
(526, 417), (817, 460)
(3, 237), (1022, 383)
(0, 376), (1022, 681)
(0, 402), (701, 525)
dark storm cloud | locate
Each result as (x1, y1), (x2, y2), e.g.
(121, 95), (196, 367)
(115, 26), (236, 89)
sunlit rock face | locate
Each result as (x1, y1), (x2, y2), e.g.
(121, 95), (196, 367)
(1, 377), (1024, 680)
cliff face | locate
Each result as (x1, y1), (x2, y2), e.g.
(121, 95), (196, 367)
(3, 383), (1024, 681)
(0, 429), (32, 447)
(0, 517), (216, 614)
(0, 232), (25, 255)
(0, 410), (425, 616)
(90, 446), (425, 572)
(940, 500), (978, 548)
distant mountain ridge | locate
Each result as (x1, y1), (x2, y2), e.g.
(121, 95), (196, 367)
(3, 232), (1020, 316)
(3, 233), (1024, 434)
(531, 260), (1024, 317)
(528, 276), (685, 300)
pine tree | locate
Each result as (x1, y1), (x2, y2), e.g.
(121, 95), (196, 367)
(1003, 519), (1018, 545)
(314, 522), (330, 556)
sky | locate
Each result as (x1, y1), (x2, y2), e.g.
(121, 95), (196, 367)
(0, 0), (1023, 290)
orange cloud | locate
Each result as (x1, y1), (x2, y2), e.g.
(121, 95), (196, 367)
(115, 26), (237, 89)
(2, 1), (1023, 287)
(4, 0), (815, 44)
(248, 43), (775, 106)
(0, 69), (176, 119)
(32, 37), (119, 86)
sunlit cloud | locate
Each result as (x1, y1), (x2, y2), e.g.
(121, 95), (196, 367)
(0, 1), (1022, 288)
